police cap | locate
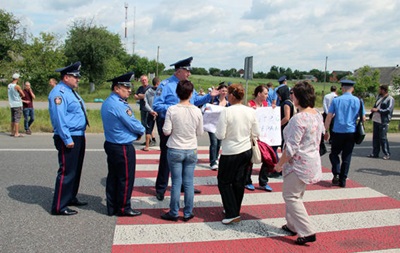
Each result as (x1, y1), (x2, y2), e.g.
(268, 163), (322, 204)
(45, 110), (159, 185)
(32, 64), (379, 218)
(340, 79), (356, 86)
(107, 72), (134, 89)
(278, 75), (287, 83)
(55, 61), (81, 77)
(170, 57), (193, 70)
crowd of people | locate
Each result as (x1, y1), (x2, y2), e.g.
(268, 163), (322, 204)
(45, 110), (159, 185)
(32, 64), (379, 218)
(5, 56), (395, 246)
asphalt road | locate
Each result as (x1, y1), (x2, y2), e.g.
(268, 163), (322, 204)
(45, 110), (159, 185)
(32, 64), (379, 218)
(0, 102), (399, 252)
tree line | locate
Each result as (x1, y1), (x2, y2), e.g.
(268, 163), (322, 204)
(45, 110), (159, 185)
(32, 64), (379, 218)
(1, 9), (394, 98)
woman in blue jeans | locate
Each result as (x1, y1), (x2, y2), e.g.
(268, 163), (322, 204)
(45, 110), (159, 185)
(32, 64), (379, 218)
(207, 83), (229, 170)
(161, 80), (204, 221)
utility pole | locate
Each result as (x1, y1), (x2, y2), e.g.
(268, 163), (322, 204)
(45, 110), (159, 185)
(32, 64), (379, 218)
(323, 56), (328, 96)
(156, 46), (160, 77)
(132, 6), (136, 55)
(124, 3), (128, 52)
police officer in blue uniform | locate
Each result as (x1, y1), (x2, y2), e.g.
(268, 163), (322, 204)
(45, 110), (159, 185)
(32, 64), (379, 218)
(49, 61), (89, 215)
(101, 72), (145, 216)
(152, 57), (219, 201)
(324, 79), (365, 188)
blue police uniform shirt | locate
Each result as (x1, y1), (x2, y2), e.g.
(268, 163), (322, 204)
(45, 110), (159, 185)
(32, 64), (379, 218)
(267, 87), (277, 106)
(48, 81), (87, 145)
(328, 92), (365, 133)
(101, 92), (145, 144)
(152, 75), (212, 119)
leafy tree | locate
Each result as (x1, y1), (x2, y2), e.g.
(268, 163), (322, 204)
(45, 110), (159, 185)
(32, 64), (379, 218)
(353, 65), (380, 97)
(253, 71), (267, 79)
(209, 67), (221, 76)
(191, 67), (208, 75)
(64, 19), (127, 87)
(392, 75), (400, 93)
(284, 67), (293, 80)
(0, 9), (25, 77)
(309, 69), (324, 82)
(17, 32), (66, 94)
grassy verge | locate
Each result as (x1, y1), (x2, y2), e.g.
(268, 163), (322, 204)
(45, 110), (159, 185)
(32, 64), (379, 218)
(0, 107), (398, 134)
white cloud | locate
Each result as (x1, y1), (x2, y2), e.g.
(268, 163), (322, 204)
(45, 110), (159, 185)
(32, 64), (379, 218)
(1, 0), (399, 73)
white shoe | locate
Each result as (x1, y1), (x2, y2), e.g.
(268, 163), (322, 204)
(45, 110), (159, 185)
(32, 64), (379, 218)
(210, 164), (218, 170)
(222, 216), (241, 224)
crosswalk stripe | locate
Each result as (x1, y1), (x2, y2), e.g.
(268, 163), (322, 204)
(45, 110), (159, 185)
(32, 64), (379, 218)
(113, 209), (400, 245)
(111, 148), (400, 252)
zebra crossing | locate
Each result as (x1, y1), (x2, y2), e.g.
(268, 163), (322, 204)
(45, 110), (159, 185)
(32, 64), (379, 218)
(112, 148), (400, 253)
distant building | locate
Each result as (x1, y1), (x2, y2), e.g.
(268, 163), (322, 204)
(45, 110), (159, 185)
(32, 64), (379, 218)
(330, 71), (352, 83)
(302, 75), (318, 82)
(353, 65), (400, 86)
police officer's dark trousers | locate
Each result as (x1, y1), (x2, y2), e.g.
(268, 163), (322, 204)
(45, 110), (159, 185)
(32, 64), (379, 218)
(52, 135), (85, 213)
(329, 132), (355, 184)
(104, 141), (136, 215)
(155, 117), (170, 195)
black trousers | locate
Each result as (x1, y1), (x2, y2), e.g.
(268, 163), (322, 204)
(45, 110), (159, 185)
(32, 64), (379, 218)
(329, 132), (355, 184)
(52, 135), (85, 213)
(218, 149), (252, 219)
(245, 162), (270, 186)
(104, 141), (136, 215)
(155, 117), (170, 195)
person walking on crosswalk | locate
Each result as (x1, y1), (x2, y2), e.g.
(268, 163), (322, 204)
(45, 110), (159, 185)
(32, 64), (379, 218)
(160, 80), (203, 222)
(215, 84), (260, 224)
(274, 81), (324, 245)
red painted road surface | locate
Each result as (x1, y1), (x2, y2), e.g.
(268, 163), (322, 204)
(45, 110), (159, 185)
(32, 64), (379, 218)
(111, 148), (400, 253)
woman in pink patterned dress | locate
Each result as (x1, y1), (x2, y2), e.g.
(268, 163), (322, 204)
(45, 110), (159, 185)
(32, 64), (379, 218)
(273, 80), (324, 245)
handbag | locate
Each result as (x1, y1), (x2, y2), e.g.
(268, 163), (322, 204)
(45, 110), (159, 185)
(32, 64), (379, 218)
(354, 99), (366, 145)
(251, 137), (262, 164)
(319, 134), (327, 156)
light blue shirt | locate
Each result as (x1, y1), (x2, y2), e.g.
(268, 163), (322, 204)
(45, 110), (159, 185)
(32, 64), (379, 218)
(101, 92), (145, 144)
(328, 92), (365, 133)
(152, 75), (212, 119)
(48, 82), (87, 145)
(267, 87), (277, 106)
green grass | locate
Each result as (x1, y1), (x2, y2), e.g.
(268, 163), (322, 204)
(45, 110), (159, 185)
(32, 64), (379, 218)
(1, 74), (399, 134)
(0, 107), (398, 134)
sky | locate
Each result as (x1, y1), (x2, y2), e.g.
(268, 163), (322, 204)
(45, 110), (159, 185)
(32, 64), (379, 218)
(2, 0), (400, 73)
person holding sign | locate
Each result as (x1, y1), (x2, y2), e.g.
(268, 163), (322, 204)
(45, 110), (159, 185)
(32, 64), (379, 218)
(207, 82), (229, 170)
(244, 85), (273, 192)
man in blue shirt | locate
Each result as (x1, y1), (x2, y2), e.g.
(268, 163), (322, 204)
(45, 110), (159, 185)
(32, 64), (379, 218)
(49, 62), (89, 216)
(101, 72), (145, 217)
(152, 57), (219, 201)
(266, 82), (277, 106)
(324, 80), (365, 188)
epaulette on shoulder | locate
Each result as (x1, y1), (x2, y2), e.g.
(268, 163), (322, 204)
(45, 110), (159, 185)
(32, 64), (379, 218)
(59, 86), (65, 94)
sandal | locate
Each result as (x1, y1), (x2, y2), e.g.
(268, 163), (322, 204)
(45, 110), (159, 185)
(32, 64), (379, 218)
(141, 148), (149, 152)
(282, 225), (297, 236)
(14, 134), (24, 138)
(295, 234), (316, 245)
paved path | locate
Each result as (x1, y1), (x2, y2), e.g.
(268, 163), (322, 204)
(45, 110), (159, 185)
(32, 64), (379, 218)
(0, 133), (399, 252)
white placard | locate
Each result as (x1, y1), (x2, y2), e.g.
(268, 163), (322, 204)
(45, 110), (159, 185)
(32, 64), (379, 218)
(203, 104), (224, 133)
(255, 107), (281, 146)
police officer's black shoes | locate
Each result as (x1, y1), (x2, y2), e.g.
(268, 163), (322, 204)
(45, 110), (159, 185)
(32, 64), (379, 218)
(161, 212), (179, 221)
(69, 200), (88, 206)
(116, 209), (142, 217)
(51, 208), (78, 216)
(156, 193), (164, 201)
(332, 175), (339, 186)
